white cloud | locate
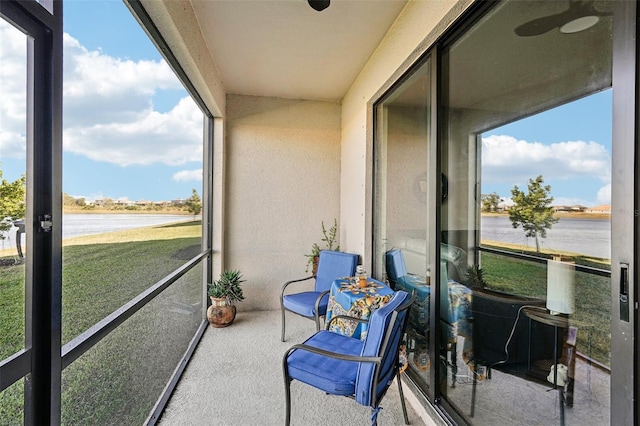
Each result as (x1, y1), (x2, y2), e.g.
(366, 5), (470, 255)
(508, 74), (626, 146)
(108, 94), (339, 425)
(0, 20), (202, 166)
(482, 134), (611, 184)
(173, 169), (203, 182)
(0, 21), (28, 159)
(596, 183), (611, 204)
(64, 96), (203, 166)
(61, 33), (203, 166)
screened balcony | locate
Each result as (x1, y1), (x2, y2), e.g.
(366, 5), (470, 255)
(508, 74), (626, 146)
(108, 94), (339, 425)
(0, 0), (634, 425)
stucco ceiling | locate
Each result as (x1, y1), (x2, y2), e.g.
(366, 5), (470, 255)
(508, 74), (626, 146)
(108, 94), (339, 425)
(189, 0), (408, 101)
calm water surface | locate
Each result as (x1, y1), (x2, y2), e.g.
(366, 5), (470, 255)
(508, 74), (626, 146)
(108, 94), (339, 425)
(481, 215), (610, 259)
(2, 213), (609, 259)
(0, 214), (194, 252)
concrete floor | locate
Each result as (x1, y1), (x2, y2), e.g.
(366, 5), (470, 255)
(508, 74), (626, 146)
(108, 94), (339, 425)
(158, 309), (610, 425)
(158, 310), (429, 426)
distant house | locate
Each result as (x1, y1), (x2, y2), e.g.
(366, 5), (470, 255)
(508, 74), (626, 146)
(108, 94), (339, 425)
(553, 205), (587, 213)
(586, 204), (612, 214)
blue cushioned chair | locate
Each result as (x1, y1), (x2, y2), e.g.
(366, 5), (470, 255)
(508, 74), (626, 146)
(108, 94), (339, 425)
(385, 249), (464, 386)
(385, 248), (407, 290)
(283, 290), (413, 426)
(280, 250), (358, 341)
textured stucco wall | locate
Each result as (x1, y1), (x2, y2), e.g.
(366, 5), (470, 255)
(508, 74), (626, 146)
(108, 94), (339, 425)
(224, 95), (342, 311)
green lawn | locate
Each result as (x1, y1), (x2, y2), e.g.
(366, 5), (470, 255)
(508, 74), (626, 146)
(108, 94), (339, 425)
(0, 220), (203, 425)
(480, 246), (611, 367)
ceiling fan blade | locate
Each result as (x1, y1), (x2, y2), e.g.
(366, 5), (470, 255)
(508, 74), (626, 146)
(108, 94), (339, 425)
(514, 13), (568, 37)
(308, 0), (330, 12)
(515, 1), (611, 37)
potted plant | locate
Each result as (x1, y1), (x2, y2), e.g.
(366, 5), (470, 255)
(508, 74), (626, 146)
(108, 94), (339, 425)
(207, 270), (245, 327)
(305, 218), (340, 274)
(465, 264), (488, 290)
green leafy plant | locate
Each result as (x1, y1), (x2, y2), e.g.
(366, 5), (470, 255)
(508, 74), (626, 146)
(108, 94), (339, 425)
(207, 270), (246, 303)
(305, 219), (340, 273)
(0, 167), (26, 241)
(466, 264), (488, 290)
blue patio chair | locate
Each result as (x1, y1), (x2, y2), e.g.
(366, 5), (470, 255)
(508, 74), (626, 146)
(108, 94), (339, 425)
(283, 290), (414, 426)
(385, 248), (407, 289)
(280, 250), (358, 342)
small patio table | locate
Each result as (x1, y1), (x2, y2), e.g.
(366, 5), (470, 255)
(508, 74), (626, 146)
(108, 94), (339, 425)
(326, 277), (394, 340)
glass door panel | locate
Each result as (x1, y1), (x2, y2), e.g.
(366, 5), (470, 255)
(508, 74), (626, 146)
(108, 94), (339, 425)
(0, 17), (28, 424)
(440, 1), (612, 424)
(373, 59), (433, 390)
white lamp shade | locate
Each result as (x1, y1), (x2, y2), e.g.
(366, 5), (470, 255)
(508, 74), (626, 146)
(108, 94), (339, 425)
(546, 258), (575, 315)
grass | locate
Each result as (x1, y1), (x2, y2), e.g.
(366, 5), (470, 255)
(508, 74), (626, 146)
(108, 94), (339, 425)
(0, 220), (203, 425)
(480, 243), (611, 367)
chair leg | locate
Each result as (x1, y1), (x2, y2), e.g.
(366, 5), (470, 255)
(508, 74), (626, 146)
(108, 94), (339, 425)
(370, 407), (381, 426)
(396, 372), (410, 425)
(470, 360), (477, 417)
(314, 312), (321, 331)
(281, 308), (286, 342)
(284, 378), (292, 426)
(283, 354), (292, 426)
(450, 340), (457, 388)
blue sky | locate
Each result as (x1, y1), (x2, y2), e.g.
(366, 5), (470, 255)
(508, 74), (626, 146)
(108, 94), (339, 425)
(1, 0), (202, 203)
(1, 2), (612, 206)
(482, 90), (612, 207)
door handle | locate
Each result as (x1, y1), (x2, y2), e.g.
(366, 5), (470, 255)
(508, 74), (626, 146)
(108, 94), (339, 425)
(620, 263), (629, 322)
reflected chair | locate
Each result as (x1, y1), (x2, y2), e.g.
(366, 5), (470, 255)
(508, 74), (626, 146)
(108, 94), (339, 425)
(385, 248), (407, 289)
(280, 250), (358, 341)
(385, 249), (469, 387)
(283, 290), (413, 426)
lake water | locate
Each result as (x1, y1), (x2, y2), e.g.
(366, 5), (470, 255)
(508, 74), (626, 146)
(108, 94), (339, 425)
(481, 215), (610, 259)
(0, 214), (194, 252)
(1, 213), (610, 259)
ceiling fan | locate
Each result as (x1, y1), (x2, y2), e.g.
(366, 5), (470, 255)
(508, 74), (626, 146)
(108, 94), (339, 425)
(514, 0), (610, 37)
(308, 0), (330, 12)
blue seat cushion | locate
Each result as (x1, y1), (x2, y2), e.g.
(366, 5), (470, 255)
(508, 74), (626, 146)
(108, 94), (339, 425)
(282, 292), (328, 317)
(287, 330), (364, 395)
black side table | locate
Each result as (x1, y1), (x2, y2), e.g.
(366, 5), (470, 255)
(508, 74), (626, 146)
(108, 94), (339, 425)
(523, 307), (570, 426)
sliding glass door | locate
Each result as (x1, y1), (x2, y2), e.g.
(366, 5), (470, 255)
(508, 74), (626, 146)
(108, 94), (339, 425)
(373, 58), (435, 393)
(374, 0), (636, 424)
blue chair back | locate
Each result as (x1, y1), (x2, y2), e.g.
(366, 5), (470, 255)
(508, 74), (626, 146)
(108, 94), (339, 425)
(355, 290), (411, 407)
(385, 249), (407, 289)
(314, 250), (358, 292)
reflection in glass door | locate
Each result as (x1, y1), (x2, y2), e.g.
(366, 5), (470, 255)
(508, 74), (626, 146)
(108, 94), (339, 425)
(440, 1), (613, 424)
(373, 59), (433, 391)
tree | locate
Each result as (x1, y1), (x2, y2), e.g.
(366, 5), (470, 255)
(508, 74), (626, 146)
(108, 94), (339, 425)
(63, 192), (76, 206)
(185, 189), (202, 217)
(481, 192), (501, 212)
(508, 175), (558, 252)
(0, 168), (26, 241)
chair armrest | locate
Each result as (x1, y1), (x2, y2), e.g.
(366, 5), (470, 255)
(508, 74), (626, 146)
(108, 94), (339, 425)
(326, 314), (369, 330)
(280, 275), (315, 299)
(284, 343), (382, 365)
(314, 289), (330, 316)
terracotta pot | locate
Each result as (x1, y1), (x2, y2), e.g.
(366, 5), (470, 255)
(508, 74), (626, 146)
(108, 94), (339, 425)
(207, 297), (237, 327)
